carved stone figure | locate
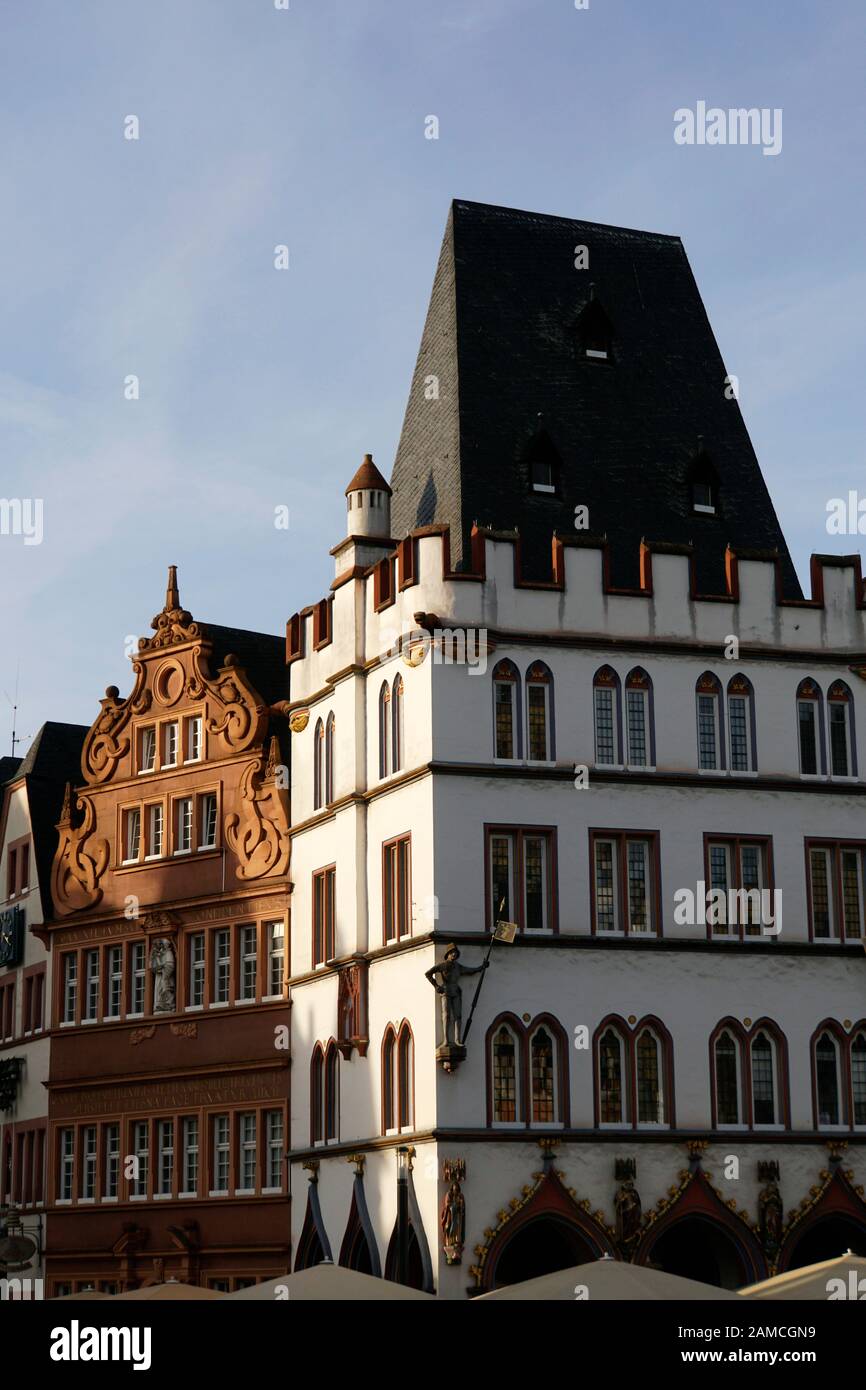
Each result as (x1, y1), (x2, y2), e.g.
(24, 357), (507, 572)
(425, 945), (487, 1049)
(441, 1159), (467, 1265)
(758, 1180), (783, 1257)
(614, 1178), (642, 1252)
(150, 937), (176, 1013)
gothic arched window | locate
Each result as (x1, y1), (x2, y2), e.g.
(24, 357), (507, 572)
(593, 666), (621, 767)
(392, 675), (404, 774)
(525, 661), (554, 762)
(726, 674), (755, 773)
(827, 681), (856, 779)
(492, 659), (521, 761)
(325, 712), (335, 804)
(625, 667), (653, 768)
(313, 718), (325, 811)
(379, 681), (391, 779)
(695, 672), (724, 771)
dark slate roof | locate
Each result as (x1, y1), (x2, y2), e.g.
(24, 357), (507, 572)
(0, 756), (21, 784)
(13, 722), (88, 921)
(390, 199), (801, 596)
(199, 623), (287, 706)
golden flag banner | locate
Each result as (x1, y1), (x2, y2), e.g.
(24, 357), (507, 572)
(493, 919), (518, 943)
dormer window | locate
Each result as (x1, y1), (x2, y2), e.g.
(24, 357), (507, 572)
(688, 446), (720, 516)
(576, 296), (614, 363)
(692, 480), (715, 513)
(523, 428), (561, 496)
(531, 456), (555, 493)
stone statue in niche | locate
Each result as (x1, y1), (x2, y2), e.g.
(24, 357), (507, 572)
(758, 1179), (783, 1259)
(441, 1159), (467, 1265)
(150, 937), (176, 1013)
(614, 1178), (642, 1254)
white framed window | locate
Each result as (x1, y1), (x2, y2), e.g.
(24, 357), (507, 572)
(188, 933), (205, 1008)
(493, 662), (519, 760)
(266, 921), (285, 999)
(62, 953), (77, 1024)
(237, 1113), (256, 1193)
(106, 946), (123, 1019)
(593, 683), (618, 766)
(81, 1125), (97, 1200)
(104, 1123), (120, 1199)
(696, 682), (722, 770)
(157, 1119), (174, 1196)
(139, 726), (156, 773)
(129, 942), (146, 1016)
(625, 688), (649, 767)
(727, 688), (753, 772)
(598, 1027), (626, 1126)
(750, 1031), (781, 1128)
(199, 793), (217, 850)
(131, 1120), (149, 1199)
(163, 722), (179, 768)
(828, 689), (853, 778)
(692, 479), (715, 513)
(181, 1116), (199, 1195)
(815, 1032), (844, 1128)
(213, 929), (231, 1005)
(265, 1110), (283, 1190)
(123, 807), (141, 865)
(522, 834), (549, 932)
(238, 925), (257, 1003)
(212, 1115), (230, 1195)
(714, 1030), (743, 1127)
(174, 797), (192, 855)
(635, 1029), (667, 1127)
(592, 834), (655, 936)
(187, 715), (203, 762)
(526, 666), (552, 762)
(83, 949), (100, 1022)
(59, 1128), (74, 1202)
(146, 803), (164, 859)
(491, 1024), (522, 1127)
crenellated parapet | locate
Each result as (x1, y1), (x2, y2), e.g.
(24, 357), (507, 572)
(285, 525), (866, 701)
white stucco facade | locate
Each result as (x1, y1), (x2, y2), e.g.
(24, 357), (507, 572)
(286, 521), (866, 1295)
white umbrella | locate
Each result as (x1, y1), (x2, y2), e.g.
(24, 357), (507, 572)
(226, 1263), (434, 1301)
(739, 1252), (866, 1300)
(475, 1257), (743, 1301)
(113, 1280), (225, 1301)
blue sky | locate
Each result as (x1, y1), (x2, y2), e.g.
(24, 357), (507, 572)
(2, 0), (864, 752)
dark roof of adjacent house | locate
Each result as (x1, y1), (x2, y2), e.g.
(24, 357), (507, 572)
(11, 721), (89, 921)
(0, 756), (21, 784)
(390, 198), (801, 596)
(199, 623), (287, 707)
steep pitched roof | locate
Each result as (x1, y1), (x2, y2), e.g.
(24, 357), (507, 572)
(390, 199), (801, 596)
(0, 756), (21, 784)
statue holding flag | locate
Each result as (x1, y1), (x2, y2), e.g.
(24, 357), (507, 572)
(426, 910), (517, 1071)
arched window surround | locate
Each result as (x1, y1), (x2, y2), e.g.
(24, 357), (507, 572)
(378, 681), (392, 779)
(593, 665), (623, 768)
(392, 675), (404, 774)
(492, 659), (522, 761)
(311, 1040), (340, 1145)
(827, 679), (858, 780)
(325, 712), (335, 804)
(624, 666), (655, 769)
(708, 1017), (789, 1131)
(796, 678), (826, 777)
(381, 1020), (415, 1136)
(592, 1014), (675, 1130)
(695, 672), (725, 773)
(485, 1012), (569, 1129)
(726, 673), (758, 774)
(811, 1019), (866, 1132)
(525, 660), (555, 763)
(313, 717), (325, 811)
